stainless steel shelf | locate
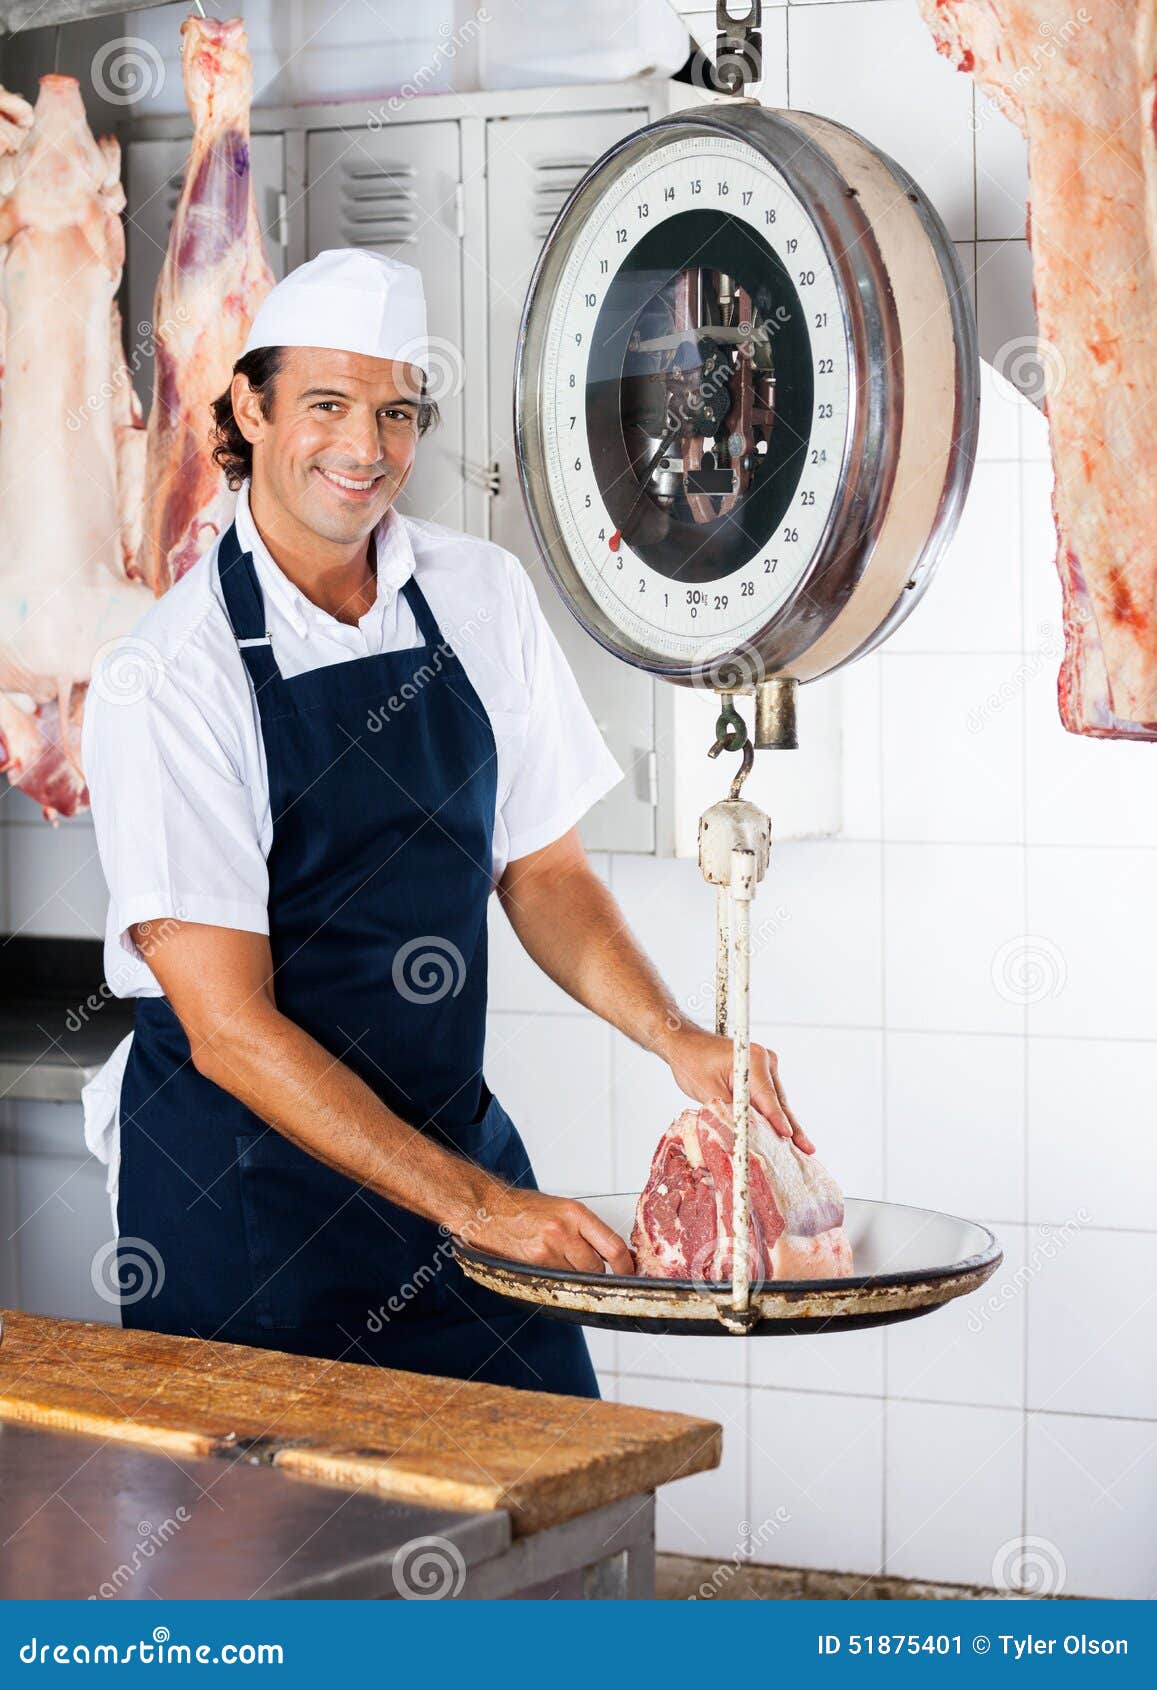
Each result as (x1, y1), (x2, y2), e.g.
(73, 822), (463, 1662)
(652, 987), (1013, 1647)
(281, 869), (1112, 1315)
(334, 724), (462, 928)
(0, 938), (132, 1104)
(0, 0), (176, 34)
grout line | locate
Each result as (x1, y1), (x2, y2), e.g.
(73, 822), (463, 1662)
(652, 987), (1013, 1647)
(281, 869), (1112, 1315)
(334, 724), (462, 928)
(1020, 426), (1032, 1553)
(878, 607), (890, 1570)
(613, 1375), (1157, 1427)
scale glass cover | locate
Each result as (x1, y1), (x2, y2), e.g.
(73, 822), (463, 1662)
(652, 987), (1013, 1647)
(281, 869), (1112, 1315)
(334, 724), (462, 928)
(515, 101), (979, 693)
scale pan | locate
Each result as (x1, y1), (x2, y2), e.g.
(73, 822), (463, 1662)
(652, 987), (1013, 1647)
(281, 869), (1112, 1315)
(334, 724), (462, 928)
(453, 1195), (1002, 1336)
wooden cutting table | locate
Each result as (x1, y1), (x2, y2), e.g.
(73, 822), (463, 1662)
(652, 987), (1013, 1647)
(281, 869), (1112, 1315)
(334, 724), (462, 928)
(0, 1311), (720, 1600)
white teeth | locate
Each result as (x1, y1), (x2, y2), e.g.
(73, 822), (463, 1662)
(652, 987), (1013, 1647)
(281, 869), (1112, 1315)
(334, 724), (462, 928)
(320, 468), (377, 491)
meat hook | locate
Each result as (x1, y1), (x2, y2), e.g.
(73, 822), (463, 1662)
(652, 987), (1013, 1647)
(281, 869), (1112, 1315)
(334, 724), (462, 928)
(707, 697), (754, 798)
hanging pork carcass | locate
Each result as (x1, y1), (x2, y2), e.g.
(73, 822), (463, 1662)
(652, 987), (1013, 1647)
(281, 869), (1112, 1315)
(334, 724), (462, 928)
(920, 0), (1157, 739)
(0, 75), (149, 820)
(142, 14), (274, 593)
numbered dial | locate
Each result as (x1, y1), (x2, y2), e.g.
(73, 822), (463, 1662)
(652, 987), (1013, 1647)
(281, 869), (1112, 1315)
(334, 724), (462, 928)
(541, 132), (850, 663)
(516, 104), (977, 688)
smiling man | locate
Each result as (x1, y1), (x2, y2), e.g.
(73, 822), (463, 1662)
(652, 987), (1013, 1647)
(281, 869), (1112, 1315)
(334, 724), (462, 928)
(83, 248), (810, 1398)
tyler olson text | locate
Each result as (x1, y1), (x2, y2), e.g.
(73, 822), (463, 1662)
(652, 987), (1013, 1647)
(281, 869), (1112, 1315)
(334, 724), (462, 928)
(999, 1635), (1128, 1658)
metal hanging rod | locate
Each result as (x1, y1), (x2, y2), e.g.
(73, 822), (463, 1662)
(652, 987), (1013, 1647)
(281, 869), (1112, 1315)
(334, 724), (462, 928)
(0, 0), (195, 37)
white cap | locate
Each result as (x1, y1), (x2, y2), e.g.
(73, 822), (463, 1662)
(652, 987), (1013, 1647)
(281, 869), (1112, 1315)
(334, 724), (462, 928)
(241, 248), (428, 373)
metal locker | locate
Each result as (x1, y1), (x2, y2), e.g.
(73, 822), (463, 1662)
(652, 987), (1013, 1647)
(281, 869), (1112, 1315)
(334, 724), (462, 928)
(485, 108), (656, 854)
(124, 134), (288, 416)
(304, 122), (465, 532)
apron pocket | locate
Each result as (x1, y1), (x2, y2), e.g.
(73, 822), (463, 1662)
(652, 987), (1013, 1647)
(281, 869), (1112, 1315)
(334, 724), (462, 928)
(235, 1129), (452, 1332)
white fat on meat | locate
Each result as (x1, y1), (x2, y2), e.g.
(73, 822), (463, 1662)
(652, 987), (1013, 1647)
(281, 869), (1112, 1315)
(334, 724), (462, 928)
(919, 0), (1157, 738)
(142, 15), (273, 594)
(0, 76), (149, 818)
(631, 1097), (853, 1283)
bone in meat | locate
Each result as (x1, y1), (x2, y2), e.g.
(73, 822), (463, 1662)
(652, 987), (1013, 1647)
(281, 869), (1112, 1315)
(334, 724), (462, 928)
(919, 0), (1157, 738)
(631, 1097), (853, 1282)
(0, 76), (150, 819)
(142, 15), (274, 594)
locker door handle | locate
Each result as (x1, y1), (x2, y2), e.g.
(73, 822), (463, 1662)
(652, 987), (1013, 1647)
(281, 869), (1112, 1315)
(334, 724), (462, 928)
(464, 459), (500, 494)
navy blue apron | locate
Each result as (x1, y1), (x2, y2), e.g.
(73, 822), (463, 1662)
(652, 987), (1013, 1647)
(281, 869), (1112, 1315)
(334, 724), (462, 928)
(116, 519), (598, 1399)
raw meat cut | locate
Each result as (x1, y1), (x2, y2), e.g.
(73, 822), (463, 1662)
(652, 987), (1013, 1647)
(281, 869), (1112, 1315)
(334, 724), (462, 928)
(919, 0), (1157, 738)
(631, 1097), (853, 1282)
(0, 75), (149, 820)
(0, 690), (88, 820)
(142, 14), (274, 594)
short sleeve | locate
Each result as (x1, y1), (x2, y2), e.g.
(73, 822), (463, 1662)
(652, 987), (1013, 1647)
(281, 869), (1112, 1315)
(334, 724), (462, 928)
(83, 653), (270, 962)
(499, 559), (624, 862)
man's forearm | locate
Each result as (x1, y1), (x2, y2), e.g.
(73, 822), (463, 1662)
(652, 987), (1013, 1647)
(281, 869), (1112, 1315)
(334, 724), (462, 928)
(193, 1006), (497, 1236)
(499, 860), (699, 1060)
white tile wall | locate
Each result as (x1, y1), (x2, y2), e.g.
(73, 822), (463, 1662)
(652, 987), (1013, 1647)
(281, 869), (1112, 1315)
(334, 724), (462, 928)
(1026, 1413), (1157, 1601)
(750, 1389), (885, 1576)
(885, 1033), (1025, 1222)
(885, 1400), (1023, 1588)
(3, 0), (1145, 1601)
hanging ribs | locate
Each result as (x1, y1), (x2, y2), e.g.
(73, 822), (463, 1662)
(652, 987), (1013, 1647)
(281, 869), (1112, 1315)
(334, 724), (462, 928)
(919, 0), (1157, 737)
(631, 1098), (854, 1282)
(0, 76), (149, 820)
(142, 14), (273, 593)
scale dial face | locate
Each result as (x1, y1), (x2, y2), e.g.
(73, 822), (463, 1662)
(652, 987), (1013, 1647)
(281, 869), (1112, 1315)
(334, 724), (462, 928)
(517, 104), (977, 688)
(517, 114), (864, 681)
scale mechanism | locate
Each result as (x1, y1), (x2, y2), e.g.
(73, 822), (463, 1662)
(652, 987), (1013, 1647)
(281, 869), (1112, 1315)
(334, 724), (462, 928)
(451, 8), (1007, 1337)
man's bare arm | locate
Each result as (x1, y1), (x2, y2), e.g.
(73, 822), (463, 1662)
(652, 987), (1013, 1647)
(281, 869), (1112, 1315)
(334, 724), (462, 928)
(497, 828), (814, 1152)
(130, 919), (634, 1272)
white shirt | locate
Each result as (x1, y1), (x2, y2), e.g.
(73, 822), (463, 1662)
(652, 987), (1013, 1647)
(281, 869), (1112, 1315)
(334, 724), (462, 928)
(81, 482), (623, 1201)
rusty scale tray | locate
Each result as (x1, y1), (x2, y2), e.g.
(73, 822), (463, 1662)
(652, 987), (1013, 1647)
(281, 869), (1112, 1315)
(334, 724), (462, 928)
(453, 1193), (1002, 1337)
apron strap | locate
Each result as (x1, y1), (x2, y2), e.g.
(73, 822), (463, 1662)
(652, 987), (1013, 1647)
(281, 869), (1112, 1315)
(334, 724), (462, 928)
(217, 520), (283, 693)
(219, 517), (445, 684)
(400, 572), (443, 650)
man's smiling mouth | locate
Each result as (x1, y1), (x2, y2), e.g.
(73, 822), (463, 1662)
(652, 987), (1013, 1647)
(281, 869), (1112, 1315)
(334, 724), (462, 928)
(316, 466), (383, 496)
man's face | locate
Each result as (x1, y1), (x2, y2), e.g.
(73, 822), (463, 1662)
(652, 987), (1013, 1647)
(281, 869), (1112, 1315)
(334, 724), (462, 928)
(237, 346), (422, 544)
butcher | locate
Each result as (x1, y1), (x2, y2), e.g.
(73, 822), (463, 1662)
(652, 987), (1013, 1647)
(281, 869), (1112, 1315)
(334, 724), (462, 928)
(83, 248), (812, 1398)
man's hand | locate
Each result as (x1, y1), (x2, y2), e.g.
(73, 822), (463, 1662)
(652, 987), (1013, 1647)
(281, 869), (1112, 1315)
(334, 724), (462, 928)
(463, 1184), (635, 1276)
(665, 1026), (815, 1154)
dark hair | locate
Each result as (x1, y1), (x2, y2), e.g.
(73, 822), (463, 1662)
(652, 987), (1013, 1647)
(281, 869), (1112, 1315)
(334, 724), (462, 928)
(210, 345), (441, 490)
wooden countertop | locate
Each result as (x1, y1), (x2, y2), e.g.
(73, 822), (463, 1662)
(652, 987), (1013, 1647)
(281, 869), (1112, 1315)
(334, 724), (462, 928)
(0, 1311), (721, 1536)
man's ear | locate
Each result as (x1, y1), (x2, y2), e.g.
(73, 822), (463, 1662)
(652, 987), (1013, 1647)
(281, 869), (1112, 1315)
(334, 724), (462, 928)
(230, 372), (265, 445)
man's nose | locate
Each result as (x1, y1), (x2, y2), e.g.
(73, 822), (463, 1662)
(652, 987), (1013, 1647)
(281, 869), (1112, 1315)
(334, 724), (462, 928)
(338, 410), (385, 467)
